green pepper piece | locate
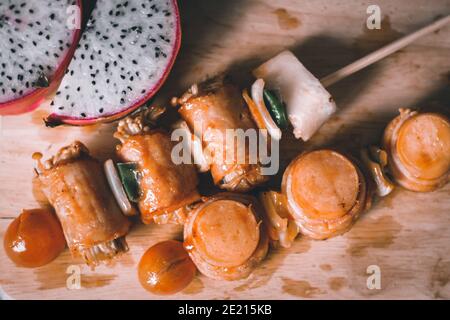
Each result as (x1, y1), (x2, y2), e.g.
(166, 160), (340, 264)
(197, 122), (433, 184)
(263, 89), (289, 129)
(116, 162), (140, 203)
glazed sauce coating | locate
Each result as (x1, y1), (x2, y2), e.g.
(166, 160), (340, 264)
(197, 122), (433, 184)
(4, 209), (66, 268)
(397, 113), (450, 180)
(138, 240), (196, 295)
(117, 132), (200, 223)
(179, 83), (267, 188)
(192, 199), (260, 267)
(183, 194), (269, 280)
(39, 157), (130, 252)
(290, 150), (359, 219)
(282, 150), (368, 240)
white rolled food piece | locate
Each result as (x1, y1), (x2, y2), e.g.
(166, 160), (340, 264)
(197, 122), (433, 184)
(253, 50), (337, 141)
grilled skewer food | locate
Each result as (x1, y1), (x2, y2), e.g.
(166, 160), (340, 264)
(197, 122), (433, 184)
(184, 193), (268, 280)
(279, 150), (372, 240)
(34, 142), (131, 267)
(383, 109), (450, 192)
(249, 50), (337, 141)
(174, 77), (270, 192)
(113, 107), (201, 224)
(172, 50), (338, 190)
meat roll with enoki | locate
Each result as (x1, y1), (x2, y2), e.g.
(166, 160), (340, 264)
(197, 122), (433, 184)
(35, 141), (131, 267)
(114, 107), (201, 224)
(173, 76), (269, 192)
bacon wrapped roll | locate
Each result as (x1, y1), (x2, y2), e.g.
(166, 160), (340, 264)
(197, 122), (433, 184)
(174, 77), (269, 192)
(35, 141), (130, 267)
(184, 193), (268, 280)
(114, 108), (201, 224)
(383, 109), (450, 192)
(281, 150), (372, 240)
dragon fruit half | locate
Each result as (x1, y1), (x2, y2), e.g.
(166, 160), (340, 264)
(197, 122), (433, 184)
(0, 0), (82, 115)
(46, 0), (181, 126)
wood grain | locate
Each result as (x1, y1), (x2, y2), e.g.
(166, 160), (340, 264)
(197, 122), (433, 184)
(1, 0), (450, 299)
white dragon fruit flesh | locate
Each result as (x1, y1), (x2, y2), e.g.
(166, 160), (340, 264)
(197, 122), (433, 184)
(0, 0), (82, 115)
(46, 0), (181, 126)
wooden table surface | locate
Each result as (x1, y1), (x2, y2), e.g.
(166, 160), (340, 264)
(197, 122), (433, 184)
(1, 0), (449, 300)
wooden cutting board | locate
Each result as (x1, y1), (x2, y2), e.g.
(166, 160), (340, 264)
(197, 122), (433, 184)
(1, 0), (449, 300)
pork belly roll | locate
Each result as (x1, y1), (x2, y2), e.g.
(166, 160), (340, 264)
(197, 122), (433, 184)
(383, 109), (450, 192)
(282, 150), (371, 240)
(184, 193), (268, 280)
(35, 141), (130, 267)
(114, 108), (201, 224)
(175, 77), (269, 192)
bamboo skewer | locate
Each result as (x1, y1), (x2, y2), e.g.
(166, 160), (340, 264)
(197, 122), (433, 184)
(320, 15), (450, 87)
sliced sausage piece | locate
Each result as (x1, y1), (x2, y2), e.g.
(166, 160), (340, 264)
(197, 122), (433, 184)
(282, 150), (370, 240)
(383, 109), (450, 192)
(184, 193), (268, 280)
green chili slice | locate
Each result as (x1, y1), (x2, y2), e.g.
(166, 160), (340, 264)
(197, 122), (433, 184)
(263, 89), (288, 129)
(116, 162), (140, 203)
